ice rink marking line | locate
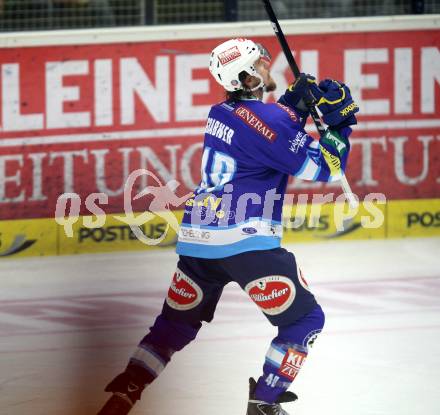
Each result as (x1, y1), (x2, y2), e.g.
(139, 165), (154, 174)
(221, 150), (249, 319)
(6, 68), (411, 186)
(1, 324), (439, 355)
(0, 305), (439, 339)
(1, 304), (440, 333)
(0, 276), (438, 341)
(0, 290), (169, 304)
(0, 275), (438, 304)
(0, 303), (440, 341)
(312, 275), (440, 287)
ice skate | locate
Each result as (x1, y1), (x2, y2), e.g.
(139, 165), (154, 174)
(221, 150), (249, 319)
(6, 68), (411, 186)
(246, 377), (298, 415)
(97, 371), (145, 415)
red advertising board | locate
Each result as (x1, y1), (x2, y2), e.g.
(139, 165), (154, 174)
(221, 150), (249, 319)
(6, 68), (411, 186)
(0, 28), (439, 220)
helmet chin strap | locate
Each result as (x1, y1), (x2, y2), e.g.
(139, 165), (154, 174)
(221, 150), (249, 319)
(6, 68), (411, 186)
(249, 80), (265, 92)
(246, 73), (265, 92)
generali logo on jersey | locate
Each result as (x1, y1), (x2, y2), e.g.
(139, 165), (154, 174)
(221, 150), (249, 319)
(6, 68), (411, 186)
(218, 46), (242, 65)
(245, 275), (295, 315)
(166, 268), (203, 310)
(234, 106), (277, 142)
(278, 348), (307, 381)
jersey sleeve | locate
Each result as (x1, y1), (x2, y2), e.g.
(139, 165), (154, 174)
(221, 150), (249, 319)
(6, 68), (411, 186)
(243, 104), (351, 182)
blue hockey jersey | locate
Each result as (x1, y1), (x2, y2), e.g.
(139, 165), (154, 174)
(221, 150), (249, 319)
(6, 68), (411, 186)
(175, 97), (351, 259)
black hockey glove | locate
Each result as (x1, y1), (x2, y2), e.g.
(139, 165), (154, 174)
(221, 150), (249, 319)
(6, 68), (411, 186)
(278, 73), (316, 120)
(309, 79), (359, 129)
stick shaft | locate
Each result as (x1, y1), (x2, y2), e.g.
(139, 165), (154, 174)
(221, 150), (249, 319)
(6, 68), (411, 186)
(262, 0), (325, 136)
(262, 0), (300, 77)
(262, 0), (358, 209)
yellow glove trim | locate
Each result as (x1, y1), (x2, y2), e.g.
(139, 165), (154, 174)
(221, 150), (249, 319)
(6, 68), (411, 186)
(316, 84), (346, 106)
(288, 76), (317, 92)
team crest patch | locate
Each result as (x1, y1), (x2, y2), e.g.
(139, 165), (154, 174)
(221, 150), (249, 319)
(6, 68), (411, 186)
(218, 46), (242, 66)
(166, 269), (203, 310)
(278, 348), (307, 381)
(234, 106), (277, 142)
(245, 275), (295, 315)
(303, 329), (321, 349)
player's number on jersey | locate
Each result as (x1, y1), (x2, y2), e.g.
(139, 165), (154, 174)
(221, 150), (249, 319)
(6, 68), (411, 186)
(198, 147), (236, 192)
(265, 374), (280, 388)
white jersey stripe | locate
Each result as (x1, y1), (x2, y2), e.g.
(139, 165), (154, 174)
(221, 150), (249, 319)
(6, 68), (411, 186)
(265, 345), (285, 366)
(178, 219), (282, 246)
(131, 345), (166, 376)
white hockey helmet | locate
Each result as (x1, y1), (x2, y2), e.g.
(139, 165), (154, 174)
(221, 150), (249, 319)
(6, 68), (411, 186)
(209, 38), (271, 92)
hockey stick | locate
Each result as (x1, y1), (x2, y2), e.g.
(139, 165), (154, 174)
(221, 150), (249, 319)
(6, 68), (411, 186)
(261, 0), (358, 211)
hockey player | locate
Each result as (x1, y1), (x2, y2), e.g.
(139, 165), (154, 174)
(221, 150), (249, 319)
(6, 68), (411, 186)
(97, 38), (358, 415)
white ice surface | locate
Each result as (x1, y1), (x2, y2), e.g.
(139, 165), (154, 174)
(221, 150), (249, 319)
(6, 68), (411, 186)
(0, 237), (439, 415)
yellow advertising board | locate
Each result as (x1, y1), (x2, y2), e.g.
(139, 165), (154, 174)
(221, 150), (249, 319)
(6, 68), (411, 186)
(0, 217), (57, 258)
(0, 199), (438, 259)
(57, 211), (184, 255)
(387, 199), (440, 238)
(282, 199), (386, 243)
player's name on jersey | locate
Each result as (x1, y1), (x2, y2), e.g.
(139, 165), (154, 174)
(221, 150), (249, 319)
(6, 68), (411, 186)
(205, 117), (235, 145)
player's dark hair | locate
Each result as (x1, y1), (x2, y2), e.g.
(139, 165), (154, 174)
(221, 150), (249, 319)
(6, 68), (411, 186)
(225, 71), (255, 101)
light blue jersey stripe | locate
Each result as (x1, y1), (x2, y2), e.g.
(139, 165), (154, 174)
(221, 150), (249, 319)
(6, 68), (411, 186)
(176, 235), (280, 259)
(265, 357), (281, 368)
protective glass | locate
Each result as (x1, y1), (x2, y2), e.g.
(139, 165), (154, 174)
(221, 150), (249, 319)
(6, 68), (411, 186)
(256, 43), (272, 64)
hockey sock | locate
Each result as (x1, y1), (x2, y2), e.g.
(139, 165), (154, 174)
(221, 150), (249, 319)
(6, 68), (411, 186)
(254, 304), (325, 403)
(127, 313), (201, 385)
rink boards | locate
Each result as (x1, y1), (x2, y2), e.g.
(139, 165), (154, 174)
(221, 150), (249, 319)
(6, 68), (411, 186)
(0, 16), (439, 259)
(0, 198), (438, 258)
